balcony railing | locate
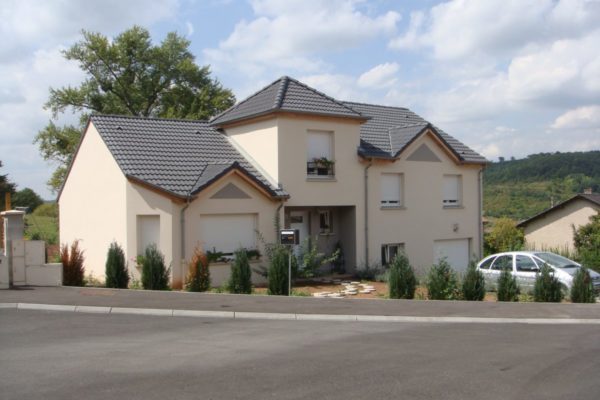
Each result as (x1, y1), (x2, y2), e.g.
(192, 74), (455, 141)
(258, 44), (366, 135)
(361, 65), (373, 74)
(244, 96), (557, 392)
(306, 161), (335, 177)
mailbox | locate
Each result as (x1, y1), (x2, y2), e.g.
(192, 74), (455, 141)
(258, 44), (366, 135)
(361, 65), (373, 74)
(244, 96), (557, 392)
(280, 229), (299, 245)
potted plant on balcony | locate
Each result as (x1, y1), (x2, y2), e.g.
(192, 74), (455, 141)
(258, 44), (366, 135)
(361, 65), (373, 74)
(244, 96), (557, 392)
(312, 157), (335, 176)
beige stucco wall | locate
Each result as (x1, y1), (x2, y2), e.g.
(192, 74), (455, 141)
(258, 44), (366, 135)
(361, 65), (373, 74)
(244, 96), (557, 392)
(59, 123), (128, 280)
(226, 118), (279, 184)
(368, 132), (482, 275)
(125, 182), (182, 286)
(184, 172), (279, 287)
(523, 198), (599, 251)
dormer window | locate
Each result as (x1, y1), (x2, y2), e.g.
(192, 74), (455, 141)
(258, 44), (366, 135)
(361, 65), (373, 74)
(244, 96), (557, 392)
(307, 130), (334, 177)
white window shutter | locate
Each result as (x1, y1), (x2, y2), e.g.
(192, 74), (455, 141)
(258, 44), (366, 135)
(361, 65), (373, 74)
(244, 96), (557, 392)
(199, 214), (257, 254)
(443, 175), (460, 205)
(381, 174), (401, 205)
(307, 131), (332, 160)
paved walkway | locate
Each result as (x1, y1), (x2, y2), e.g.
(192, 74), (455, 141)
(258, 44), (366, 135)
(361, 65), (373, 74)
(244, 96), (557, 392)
(1, 286), (599, 323)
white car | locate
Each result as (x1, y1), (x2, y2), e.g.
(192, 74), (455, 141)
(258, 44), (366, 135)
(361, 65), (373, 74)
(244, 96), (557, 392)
(476, 251), (600, 293)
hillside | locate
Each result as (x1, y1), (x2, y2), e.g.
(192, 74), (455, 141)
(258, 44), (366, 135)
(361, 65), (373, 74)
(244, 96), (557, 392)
(483, 151), (600, 220)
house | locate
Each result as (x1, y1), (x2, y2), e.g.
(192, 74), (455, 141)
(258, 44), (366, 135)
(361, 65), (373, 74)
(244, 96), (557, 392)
(59, 76), (487, 288)
(517, 190), (600, 252)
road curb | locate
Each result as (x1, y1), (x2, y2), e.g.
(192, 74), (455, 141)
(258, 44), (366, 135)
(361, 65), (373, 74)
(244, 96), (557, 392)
(3, 302), (600, 325)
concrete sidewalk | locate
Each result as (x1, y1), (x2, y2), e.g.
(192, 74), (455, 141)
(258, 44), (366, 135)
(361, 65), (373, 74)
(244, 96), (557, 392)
(1, 286), (599, 323)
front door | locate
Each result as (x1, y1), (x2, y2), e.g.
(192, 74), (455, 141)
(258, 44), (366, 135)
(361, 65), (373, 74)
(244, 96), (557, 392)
(289, 211), (309, 243)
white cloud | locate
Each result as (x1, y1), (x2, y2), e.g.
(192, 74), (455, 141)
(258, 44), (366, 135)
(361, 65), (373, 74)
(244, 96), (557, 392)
(390, 0), (600, 60)
(358, 62), (399, 89)
(186, 21), (195, 37)
(204, 0), (400, 77)
(551, 105), (600, 129)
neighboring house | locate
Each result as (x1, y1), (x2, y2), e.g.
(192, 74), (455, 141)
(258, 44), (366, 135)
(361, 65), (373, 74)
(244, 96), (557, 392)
(59, 76), (487, 288)
(518, 191), (600, 252)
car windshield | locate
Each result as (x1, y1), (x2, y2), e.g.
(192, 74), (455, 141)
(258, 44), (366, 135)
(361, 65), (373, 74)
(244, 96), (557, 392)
(533, 252), (579, 269)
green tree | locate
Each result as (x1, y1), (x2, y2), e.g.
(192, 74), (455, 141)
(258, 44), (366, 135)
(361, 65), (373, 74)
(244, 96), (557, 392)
(105, 242), (129, 289)
(426, 259), (459, 300)
(496, 269), (520, 302)
(570, 267), (595, 303)
(461, 260), (486, 301)
(34, 26), (236, 192)
(484, 218), (524, 255)
(533, 265), (563, 303)
(12, 188), (44, 213)
(0, 161), (16, 211)
(141, 244), (170, 290)
(228, 248), (252, 294)
(268, 246), (290, 296)
(573, 213), (600, 272)
(388, 252), (417, 299)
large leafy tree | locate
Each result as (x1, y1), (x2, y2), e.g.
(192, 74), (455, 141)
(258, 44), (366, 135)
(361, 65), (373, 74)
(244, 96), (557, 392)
(0, 161), (17, 211)
(573, 213), (600, 271)
(35, 26), (236, 193)
(12, 188), (44, 213)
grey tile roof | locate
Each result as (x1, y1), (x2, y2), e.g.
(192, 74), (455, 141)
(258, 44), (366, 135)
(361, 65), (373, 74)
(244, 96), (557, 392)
(517, 193), (600, 227)
(210, 76), (365, 126)
(90, 114), (287, 198)
(344, 102), (487, 164)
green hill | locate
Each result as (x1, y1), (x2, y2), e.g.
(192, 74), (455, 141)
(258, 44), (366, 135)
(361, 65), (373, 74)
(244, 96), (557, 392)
(483, 151), (600, 220)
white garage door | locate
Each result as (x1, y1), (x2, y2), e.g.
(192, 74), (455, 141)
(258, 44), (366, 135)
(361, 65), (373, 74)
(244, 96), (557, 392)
(199, 214), (257, 254)
(434, 239), (470, 273)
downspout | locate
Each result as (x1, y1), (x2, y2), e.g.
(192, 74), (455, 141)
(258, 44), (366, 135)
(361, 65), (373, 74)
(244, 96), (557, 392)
(364, 159), (373, 268)
(478, 168), (483, 259)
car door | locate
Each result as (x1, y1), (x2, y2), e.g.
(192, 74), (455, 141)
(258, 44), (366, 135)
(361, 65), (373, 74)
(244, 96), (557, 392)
(487, 255), (514, 289)
(514, 255), (540, 291)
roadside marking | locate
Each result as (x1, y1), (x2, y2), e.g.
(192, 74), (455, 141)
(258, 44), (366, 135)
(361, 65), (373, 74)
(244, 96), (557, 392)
(3, 303), (600, 325)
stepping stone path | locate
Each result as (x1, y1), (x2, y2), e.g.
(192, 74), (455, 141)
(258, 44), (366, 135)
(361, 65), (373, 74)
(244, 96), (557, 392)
(312, 281), (378, 298)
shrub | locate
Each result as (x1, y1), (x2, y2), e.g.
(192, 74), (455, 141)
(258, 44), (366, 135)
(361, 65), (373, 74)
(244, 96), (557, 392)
(533, 264), (563, 302)
(141, 244), (170, 290)
(228, 248), (252, 294)
(426, 259), (459, 300)
(61, 241), (85, 286)
(497, 269), (520, 301)
(388, 252), (416, 299)
(461, 260), (486, 301)
(570, 267), (596, 303)
(105, 242), (129, 289)
(268, 246), (289, 296)
(354, 263), (385, 281)
(186, 247), (210, 292)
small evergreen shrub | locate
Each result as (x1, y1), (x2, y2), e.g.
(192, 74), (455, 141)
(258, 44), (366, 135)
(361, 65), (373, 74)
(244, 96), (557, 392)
(141, 244), (170, 290)
(228, 248), (252, 294)
(268, 246), (289, 296)
(497, 269), (520, 301)
(533, 264), (563, 302)
(570, 267), (595, 303)
(186, 247), (210, 292)
(105, 241), (129, 288)
(461, 260), (486, 301)
(426, 259), (459, 300)
(61, 241), (85, 286)
(388, 252), (416, 299)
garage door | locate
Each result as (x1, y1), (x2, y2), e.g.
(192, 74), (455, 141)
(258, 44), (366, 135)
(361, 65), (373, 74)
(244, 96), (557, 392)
(199, 214), (257, 254)
(434, 239), (470, 273)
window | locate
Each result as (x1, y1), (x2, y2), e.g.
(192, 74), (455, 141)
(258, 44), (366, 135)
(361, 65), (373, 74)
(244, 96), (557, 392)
(443, 175), (462, 207)
(307, 130), (334, 177)
(478, 256), (496, 270)
(381, 243), (405, 266)
(381, 173), (403, 207)
(318, 210), (333, 234)
(491, 255), (513, 271)
(516, 255), (540, 272)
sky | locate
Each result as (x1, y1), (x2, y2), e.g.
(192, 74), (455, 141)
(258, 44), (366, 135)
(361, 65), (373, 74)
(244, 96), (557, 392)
(1, 0), (599, 200)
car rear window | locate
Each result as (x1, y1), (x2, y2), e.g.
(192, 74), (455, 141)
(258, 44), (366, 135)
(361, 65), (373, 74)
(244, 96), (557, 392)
(534, 252), (579, 269)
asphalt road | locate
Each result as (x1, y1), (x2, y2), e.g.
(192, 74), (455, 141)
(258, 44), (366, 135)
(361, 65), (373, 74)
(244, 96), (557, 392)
(1, 310), (599, 400)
